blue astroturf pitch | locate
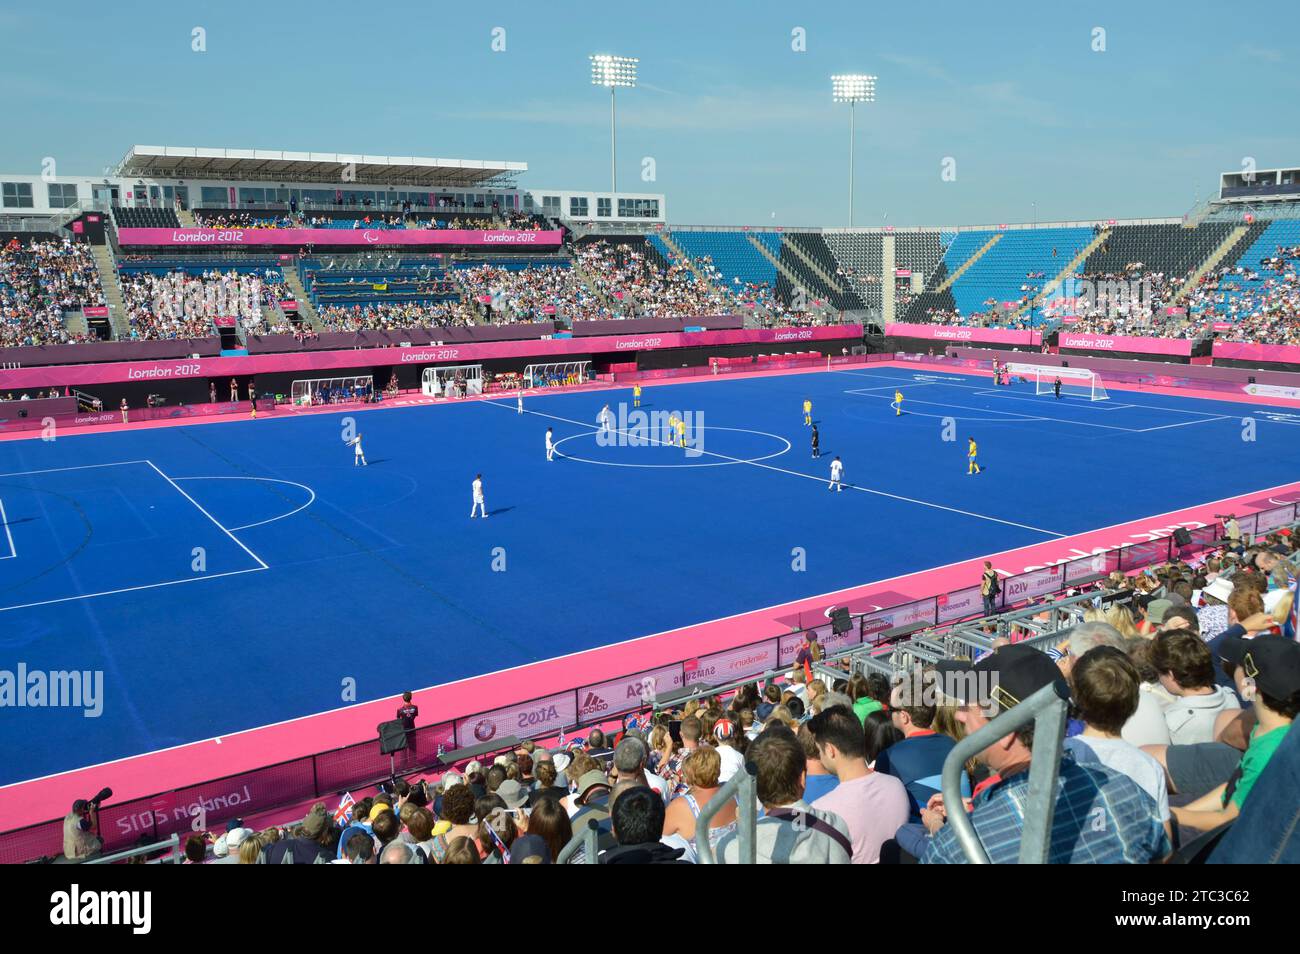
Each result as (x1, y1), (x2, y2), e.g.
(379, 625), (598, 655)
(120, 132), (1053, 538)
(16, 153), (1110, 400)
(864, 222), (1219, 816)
(2, 364), (1298, 783)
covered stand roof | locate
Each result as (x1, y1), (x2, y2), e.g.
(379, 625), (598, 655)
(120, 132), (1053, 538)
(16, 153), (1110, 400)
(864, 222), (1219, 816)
(115, 146), (525, 188)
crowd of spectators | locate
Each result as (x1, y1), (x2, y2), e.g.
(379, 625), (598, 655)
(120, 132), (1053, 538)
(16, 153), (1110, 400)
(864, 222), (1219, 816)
(1186, 243), (1300, 345)
(193, 211), (295, 229)
(577, 240), (732, 318)
(119, 268), (294, 339)
(455, 263), (596, 322)
(314, 300), (476, 332)
(0, 237), (105, 347)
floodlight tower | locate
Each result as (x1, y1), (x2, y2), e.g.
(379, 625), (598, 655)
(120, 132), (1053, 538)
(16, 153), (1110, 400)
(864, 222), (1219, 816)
(831, 74), (877, 227)
(590, 54), (639, 198)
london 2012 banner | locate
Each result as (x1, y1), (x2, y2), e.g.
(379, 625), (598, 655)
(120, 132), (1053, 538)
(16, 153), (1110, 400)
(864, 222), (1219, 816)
(115, 227), (564, 247)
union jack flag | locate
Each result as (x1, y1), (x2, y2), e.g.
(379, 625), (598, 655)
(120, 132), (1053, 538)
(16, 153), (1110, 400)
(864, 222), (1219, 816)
(334, 792), (355, 826)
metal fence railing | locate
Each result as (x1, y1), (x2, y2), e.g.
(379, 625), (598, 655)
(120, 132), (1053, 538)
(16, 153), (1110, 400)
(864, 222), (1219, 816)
(940, 681), (1071, 864)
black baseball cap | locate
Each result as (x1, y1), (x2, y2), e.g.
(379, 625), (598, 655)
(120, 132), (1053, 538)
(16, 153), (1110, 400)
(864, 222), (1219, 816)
(1219, 635), (1300, 699)
(973, 643), (1069, 712)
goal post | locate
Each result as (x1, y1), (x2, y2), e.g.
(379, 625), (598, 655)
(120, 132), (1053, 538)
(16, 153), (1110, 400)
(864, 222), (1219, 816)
(421, 364), (483, 397)
(290, 375), (374, 407)
(1012, 364), (1108, 401)
(523, 361), (591, 389)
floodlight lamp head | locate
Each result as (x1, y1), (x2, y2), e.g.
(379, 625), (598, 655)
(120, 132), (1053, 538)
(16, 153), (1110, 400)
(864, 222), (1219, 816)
(831, 74), (877, 103)
(591, 54), (639, 88)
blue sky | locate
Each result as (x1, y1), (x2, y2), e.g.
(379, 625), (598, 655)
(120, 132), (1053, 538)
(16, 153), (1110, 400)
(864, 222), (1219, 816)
(1, 1), (1295, 227)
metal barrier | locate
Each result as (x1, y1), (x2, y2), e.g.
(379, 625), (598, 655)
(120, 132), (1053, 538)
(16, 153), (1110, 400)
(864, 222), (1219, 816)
(82, 834), (181, 865)
(555, 819), (601, 865)
(695, 764), (757, 864)
(940, 681), (1071, 864)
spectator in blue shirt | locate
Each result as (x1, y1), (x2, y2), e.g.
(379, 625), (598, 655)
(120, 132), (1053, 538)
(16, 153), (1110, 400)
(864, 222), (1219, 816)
(877, 671), (959, 822)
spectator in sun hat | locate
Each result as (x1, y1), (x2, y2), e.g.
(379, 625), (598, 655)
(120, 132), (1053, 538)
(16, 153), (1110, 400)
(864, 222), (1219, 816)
(212, 825), (254, 863)
(1173, 635), (1300, 833)
(921, 644), (1169, 864)
(495, 778), (529, 811)
(265, 802), (335, 864)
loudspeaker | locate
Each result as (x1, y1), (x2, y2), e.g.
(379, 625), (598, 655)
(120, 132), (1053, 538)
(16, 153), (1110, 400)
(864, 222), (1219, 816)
(1172, 528), (1193, 547)
(828, 606), (852, 634)
(377, 719), (409, 754)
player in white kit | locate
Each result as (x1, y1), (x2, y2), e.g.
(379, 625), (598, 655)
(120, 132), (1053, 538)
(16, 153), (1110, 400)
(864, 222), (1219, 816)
(349, 433), (367, 466)
(470, 473), (487, 518)
(545, 427), (555, 461)
(598, 404), (612, 435)
(517, 390), (524, 414)
(828, 455), (843, 492)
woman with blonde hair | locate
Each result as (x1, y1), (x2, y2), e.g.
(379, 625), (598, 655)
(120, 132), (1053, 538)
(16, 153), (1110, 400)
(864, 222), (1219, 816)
(238, 837), (262, 864)
(661, 746), (737, 847)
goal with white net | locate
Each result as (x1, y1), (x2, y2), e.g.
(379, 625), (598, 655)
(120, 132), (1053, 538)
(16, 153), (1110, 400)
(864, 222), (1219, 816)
(290, 375), (374, 407)
(1019, 365), (1109, 401)
(421, 364), (483, 397)
(524, 361), (591, 389)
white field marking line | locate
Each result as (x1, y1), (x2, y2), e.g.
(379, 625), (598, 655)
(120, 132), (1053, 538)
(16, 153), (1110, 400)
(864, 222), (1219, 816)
(144, 460), (269, 570)
(0, 459), (150, 480)
(1133, 416), (1232, 433)
(0, 567), (266, 615)
(842, 381), (939, 394)
(971, 389), (1135, 412)
(171, 476), (317, 531)
(18, 477), (1298, 793)
(486, 400), (1067, 538)
(847, 391), (1139, 430)
(833, 368), (1226, 419)
(0, 498), (14, 559)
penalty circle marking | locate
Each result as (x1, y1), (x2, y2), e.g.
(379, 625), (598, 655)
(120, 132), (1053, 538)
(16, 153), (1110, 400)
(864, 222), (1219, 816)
(553, 426), (792, 469)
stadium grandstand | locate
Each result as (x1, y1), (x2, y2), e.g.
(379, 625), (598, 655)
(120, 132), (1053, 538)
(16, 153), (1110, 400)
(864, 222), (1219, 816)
(1, 14), (1298, 906)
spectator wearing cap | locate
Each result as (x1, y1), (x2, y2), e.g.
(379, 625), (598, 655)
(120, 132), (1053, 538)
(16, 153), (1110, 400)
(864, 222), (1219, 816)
(1063, 648), (1172, 844)
(264, 803), (335, 864)
(922, 645), (1170, 864)
(662, 745), (737, 848)
(1206, 586), (1281, 691)
(1172, 635), (1300, 832)
(1198, 577), (1235, 642)
(876, 672), (960, 825)
(716, 724), (852, 864)
(600, 785), (689, 864)
(807, 705), (909, 864)
(212, 825), (254, 863)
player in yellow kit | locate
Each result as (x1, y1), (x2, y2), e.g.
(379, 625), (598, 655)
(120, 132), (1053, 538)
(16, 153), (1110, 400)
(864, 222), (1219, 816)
(967, 436), (981, 475)
(666, 413), (679, 448)
(675, 416), (687, 448)
(802, 398), (812, 426)
(632, 383), (642, 408)
(894, 389), (904, 416)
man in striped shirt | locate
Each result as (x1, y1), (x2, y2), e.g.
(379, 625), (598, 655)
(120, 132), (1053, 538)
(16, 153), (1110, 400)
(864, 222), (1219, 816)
(922, 644), (1170, 864)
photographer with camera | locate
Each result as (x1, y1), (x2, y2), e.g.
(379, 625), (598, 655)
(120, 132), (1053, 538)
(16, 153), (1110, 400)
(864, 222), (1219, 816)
(62, 788), (111, 861)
